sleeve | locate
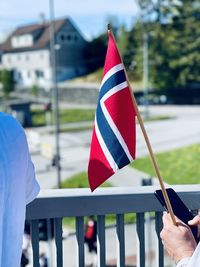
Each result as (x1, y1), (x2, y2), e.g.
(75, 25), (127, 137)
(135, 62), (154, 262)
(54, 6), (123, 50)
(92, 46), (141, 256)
(176, 242), (200, 267)
(25, 155), (40, 205)
(176, 257), (191, 267)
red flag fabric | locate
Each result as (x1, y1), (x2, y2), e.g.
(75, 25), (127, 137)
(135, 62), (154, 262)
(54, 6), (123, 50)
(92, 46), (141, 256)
(88, 31), (136, 191)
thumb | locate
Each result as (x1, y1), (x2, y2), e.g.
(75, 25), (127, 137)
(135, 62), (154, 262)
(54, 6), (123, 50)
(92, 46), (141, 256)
(188, 215), (200, 226)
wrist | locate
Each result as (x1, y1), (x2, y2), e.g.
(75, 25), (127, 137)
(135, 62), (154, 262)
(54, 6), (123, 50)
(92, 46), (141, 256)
(174, 243), (196, 263)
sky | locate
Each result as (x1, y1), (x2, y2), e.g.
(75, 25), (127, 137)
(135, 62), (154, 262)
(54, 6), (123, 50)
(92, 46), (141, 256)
(0, 0), (139, 42)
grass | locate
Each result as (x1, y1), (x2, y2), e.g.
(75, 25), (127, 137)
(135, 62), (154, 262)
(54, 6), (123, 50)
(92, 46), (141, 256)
(142, 115), (172, 122)
(59, 109), (95, 123)
(31, 108), (95, 127)
(69, 68), (103, 83)
(58, 125), (92, 133)
(31, 106), (172, 131)
(61, 172), (112, 188)
(70, 69), (143, 91)
(131, 144), (200, 184)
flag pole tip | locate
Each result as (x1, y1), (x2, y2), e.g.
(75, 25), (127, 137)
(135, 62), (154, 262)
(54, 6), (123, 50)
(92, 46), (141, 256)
(107, 24), (112, 31)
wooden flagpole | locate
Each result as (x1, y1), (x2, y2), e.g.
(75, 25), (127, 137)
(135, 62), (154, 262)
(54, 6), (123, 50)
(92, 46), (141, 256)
(108, 24), (176, 225)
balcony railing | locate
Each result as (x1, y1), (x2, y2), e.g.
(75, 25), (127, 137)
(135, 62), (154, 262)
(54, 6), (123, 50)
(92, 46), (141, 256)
(26, 184), (200, 267)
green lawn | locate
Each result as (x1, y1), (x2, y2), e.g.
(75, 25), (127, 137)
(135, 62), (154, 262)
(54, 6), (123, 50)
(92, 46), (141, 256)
(32, 107), (172, 130)
(131, 144), (200, 184)
(59, 109), (95, 124)
(61, 172), (112, 188)
(31, 108), (95, 127)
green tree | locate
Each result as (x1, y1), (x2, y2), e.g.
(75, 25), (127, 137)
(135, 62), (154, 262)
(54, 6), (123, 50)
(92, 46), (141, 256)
(168, 1), (200, 88)
(84, 16), (121, 73)
(117, 25), (129, 57)
(123, 21), (143, 82)
(135, 0), (200, 90)
(84, 34), (107, 72)
(31, 84), (39, 97)
(0, 69), (14, 97)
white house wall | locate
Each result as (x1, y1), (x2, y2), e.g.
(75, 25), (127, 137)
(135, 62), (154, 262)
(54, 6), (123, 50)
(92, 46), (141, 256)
(2, 49), (50, 69)
(0, 18), (89, 88)
(2, 49), (52, 88)
(11, 34), (33, 48)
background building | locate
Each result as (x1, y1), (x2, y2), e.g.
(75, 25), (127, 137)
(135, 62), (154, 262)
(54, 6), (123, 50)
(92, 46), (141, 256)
(0, 17), (88, 90)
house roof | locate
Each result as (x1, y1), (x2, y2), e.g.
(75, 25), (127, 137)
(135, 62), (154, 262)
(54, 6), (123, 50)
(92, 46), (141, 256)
(0, 17), (68, 53)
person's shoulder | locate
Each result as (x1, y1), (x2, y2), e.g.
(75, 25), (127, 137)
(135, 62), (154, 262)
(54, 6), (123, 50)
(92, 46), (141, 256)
(0, 112), (25, 140)
(0, 112), (23, 127)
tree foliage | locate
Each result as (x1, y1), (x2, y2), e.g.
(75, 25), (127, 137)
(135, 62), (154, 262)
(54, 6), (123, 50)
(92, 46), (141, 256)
(0, 69), (14, 97)
(149, 0), (200, 89)
(84, 34), (107, 72)
(114, 0), (200, 90)
(85, 1), (199, 91)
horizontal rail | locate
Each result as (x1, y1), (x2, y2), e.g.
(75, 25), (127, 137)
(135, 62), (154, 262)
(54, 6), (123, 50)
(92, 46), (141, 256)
(26, 185), (200, 219)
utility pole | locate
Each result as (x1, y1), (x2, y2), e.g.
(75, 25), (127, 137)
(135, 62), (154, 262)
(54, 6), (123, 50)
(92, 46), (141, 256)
(49, 0), (61, 188)
(137, 0), (150, 118)
(143, 32), (149, 118)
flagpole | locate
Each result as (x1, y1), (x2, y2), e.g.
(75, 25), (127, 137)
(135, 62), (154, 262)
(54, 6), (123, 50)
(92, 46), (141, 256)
(107, 24), (176, 225)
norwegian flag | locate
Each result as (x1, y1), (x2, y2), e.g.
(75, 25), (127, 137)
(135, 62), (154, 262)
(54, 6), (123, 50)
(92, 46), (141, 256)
(88, 31), (136, 191)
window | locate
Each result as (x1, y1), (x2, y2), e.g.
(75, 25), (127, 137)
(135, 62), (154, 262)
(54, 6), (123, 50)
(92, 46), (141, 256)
(66, 34), (71, 41)
(58, 32), (77, 44)
(59, 34), (65, 42)
(18, 71), (22, 80)
(35, 70), (44, 78)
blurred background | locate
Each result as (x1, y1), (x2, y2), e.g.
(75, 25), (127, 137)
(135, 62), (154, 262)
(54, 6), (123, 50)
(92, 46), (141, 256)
(0, 1), (200, 266)
(0, 0), (199, 190)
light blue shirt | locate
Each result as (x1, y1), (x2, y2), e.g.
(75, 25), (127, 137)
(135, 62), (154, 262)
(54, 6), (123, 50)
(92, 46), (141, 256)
(0, 113), (40, 267)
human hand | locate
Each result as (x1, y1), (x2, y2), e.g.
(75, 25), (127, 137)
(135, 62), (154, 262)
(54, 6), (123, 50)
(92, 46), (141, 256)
(188, 215), (200, 238)
(160, 212), (197, 263)
(188, 215), (200, 226)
